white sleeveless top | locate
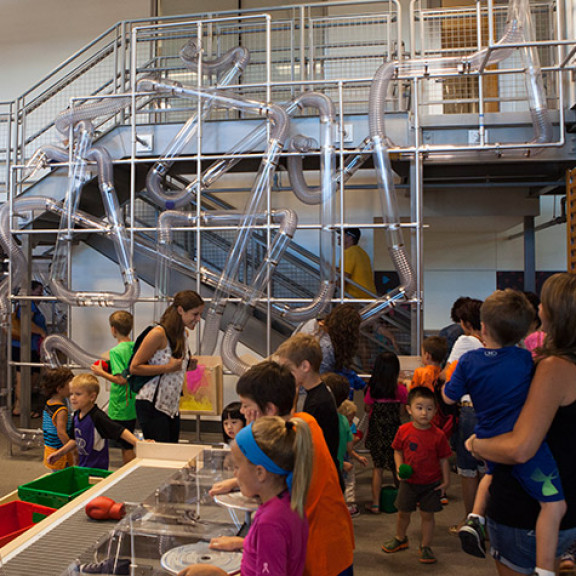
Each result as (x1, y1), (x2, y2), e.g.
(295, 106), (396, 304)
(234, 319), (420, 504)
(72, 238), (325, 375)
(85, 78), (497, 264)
(136, 340), (188, 418)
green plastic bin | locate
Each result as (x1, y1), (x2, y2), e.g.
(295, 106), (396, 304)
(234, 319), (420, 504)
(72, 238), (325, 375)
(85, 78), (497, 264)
(379, 485), (398, 514)
(18, 467), (112, 509)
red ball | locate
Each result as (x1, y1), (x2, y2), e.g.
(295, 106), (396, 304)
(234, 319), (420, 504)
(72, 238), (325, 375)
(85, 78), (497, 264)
(93, 359), (110, 372)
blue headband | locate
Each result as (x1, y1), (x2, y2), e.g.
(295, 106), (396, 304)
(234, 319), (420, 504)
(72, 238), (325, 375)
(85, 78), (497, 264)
(235, 423), (293, 492)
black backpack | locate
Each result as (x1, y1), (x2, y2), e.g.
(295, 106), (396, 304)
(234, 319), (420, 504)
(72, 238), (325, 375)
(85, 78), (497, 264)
(122, 325), (158, 394)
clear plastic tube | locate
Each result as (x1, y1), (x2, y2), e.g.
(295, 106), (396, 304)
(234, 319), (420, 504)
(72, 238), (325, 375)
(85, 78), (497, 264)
(367, 62), (416, 311)
(55, 96), (132, 135)
(0, 408), (43, 449)
(280, 91), (338, 322)
(142, 46), (249, 209)
(220, 208), (297, 374)
(50, 139), (140, 308)
(42, 334), (100, 368)
(180, 41), (250, 76)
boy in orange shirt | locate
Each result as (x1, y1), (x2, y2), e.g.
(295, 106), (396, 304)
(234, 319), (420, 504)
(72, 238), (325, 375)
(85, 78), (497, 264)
(410, 336), (448, 392)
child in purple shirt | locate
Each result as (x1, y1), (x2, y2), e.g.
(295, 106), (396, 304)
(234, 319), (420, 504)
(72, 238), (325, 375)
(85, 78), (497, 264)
(47, 373), (139, 470)
(178, 415), (314, 576)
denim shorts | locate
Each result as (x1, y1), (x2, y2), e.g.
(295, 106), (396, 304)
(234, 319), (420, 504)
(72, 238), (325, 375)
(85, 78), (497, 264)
(488, 518), (576, 574)
(456, 406), (485, 478)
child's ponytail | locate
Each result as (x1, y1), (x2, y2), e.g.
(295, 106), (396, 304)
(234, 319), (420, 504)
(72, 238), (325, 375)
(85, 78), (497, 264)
(249, 416), (314, 518)
(286, 417), (313, 517)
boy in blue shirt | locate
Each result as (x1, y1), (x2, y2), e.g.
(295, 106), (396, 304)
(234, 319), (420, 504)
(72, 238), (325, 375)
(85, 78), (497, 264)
(443, 289), (565, 576)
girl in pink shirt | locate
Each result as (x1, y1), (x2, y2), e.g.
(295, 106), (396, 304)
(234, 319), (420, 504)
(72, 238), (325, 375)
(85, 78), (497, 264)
(365, 351), (408, 513)
(178, 416), (314, 576)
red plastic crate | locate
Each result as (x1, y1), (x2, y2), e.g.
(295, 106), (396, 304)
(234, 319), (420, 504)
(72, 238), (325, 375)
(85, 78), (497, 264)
(0, 500), (56, 547)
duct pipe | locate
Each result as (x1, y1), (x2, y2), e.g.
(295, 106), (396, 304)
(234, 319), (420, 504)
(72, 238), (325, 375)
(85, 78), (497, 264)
(180, 40), (250, 76)
(42, 334), (99, 368)
(144, 46), (249, 209)
(368, 62), (416, 307)
(279, 91), (338, 322)
(139, 77), (289, 355)
(50, 144), (140, 308)
(55, 96), (132, 135)
(220, 208), (297, 374)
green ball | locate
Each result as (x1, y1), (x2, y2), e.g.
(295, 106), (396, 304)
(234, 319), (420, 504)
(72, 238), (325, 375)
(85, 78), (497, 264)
(398, 464), (413, 479)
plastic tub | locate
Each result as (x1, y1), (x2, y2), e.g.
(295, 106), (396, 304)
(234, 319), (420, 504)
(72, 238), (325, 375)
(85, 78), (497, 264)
(18, 467), (112, 509)
(379, 485), (398, 513)
(0, 500), (56, 547)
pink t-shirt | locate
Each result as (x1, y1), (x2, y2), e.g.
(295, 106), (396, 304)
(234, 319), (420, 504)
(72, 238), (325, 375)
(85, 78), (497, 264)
(365, 383), (408, 406)
(524, 330), (545, 358)
(242, 489), (309, 576)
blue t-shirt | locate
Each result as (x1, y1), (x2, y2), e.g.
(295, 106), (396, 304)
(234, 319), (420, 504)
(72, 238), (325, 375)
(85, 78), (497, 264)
(12, 302), (47, 352)
(444, 346), (534, 439)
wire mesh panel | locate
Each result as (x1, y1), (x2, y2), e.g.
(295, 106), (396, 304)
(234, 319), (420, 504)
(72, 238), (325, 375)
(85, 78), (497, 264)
(411, 0), (559, 116)
(0, 102), (12, 198)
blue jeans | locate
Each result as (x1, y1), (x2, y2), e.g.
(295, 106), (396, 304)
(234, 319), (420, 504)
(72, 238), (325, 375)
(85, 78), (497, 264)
(456, 406), (485, 478)
(488, 517), (576, 574)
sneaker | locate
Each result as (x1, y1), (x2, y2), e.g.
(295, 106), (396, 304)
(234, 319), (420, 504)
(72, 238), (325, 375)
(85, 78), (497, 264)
(419, 546), (437, 564)
(559, 552), (576, 574)
(348, 504), (360, 518)
(78, 558), (130, 575)
(382, 536), (409, 553)
(458, 517), (486, 558)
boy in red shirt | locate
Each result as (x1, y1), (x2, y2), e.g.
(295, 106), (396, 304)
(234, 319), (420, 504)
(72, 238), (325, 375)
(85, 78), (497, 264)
(381, 386), (451, 564)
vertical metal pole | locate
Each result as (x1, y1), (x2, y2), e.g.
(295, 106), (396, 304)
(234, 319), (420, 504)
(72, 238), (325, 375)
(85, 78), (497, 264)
(411, 77), (423, 354)
(19, 236), (33, 430)
(524, 216), (536, 292)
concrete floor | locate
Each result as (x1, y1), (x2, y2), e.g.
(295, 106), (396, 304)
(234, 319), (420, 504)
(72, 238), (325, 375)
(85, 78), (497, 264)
(0, 415), (495, 576)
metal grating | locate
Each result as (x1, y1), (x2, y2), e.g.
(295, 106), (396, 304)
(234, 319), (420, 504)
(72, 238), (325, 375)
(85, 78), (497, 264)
(3, 466), (178, 576)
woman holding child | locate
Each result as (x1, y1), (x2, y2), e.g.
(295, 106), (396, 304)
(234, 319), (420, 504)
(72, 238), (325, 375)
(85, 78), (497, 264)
(131, 290), (204, 443)
(467, 273), (576, 576)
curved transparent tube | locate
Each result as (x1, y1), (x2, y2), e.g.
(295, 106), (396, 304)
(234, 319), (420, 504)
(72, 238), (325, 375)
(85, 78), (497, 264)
(55, 96), (132, 135)
(280, 91), (338, 322)
(144, 46), (249, 209)
(141, 79), (290, 355)
(220, 208), (297, 374)
(399, 0), (550, 149)
(180, 41), (250, 75)
(0, 408), (43, 449)
(41, 334), (100, 368)
(370, 62), (416, 296)
(50, 144), (140, 308)
(157, 208), (298, 373)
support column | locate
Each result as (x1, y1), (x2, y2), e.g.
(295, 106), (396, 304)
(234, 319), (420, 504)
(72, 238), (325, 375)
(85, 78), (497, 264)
(410, 156), (423, 355)
(524, 216), (536, 293)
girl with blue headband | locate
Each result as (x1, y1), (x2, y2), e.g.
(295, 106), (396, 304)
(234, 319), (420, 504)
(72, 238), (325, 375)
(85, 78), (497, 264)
(178, 415), (314, 576)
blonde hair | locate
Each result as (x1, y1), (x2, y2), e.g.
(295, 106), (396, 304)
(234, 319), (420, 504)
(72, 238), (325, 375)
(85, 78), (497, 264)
(251, 416), (313, 518)
(70, 373), (100, 396)
(338, 399), (357, 420)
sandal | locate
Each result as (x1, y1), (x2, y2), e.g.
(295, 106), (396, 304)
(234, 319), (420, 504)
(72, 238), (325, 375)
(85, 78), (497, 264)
(365, 504), (381, 515)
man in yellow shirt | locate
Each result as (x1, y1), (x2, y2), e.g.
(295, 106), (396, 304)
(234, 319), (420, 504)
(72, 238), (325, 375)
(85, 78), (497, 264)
(340, 228), (377, 298)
